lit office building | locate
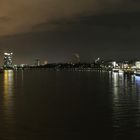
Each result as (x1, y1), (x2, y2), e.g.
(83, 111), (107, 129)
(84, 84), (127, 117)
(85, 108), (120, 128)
(135, 61), (140, 69)
(35, 59), (40, 66)
(3, 53), (13, 69)
(44, 60), (48, 65)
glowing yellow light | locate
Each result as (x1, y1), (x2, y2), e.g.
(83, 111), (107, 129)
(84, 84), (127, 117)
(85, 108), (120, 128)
(3, 70), (14, 108)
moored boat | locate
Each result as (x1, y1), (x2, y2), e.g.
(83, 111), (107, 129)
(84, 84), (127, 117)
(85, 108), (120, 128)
(123, 69), (134, 75)
(135, 73), (140, 76)
(134, 70), (140, 76)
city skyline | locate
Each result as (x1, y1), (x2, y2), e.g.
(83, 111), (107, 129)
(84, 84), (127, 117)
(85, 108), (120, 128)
(0, 1), (140, 64)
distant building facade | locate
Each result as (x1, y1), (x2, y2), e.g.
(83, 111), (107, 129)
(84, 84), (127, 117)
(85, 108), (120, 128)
(3, 53), (13, 69)
(44, 60), (48, 65)
(35, 59), (40, 66)
(135, 61), (140, 69)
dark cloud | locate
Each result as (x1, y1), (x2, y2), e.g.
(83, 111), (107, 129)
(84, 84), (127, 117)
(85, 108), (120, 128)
(0, 0), (140, 35)
(0, 12), (139, 64)
(0, 1), (140, 63)
(0, 16), (10, 22)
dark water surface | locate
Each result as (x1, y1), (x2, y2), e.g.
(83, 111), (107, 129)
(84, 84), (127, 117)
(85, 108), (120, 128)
(0, 70), (140, 140)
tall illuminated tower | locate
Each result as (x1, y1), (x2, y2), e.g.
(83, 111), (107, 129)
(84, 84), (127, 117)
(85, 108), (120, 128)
(34, 59), (40, 66)
(3, 53), (13, 69)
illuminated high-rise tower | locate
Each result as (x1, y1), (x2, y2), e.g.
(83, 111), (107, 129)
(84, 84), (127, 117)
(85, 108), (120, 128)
(34, 59), (40, 66)
(3, 53), (13, 69)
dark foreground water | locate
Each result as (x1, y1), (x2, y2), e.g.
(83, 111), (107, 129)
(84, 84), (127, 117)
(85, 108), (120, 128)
(0, 70), (140, 140)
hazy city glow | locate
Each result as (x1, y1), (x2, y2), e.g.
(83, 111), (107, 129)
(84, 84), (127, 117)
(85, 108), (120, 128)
(0, 1), (140, 140)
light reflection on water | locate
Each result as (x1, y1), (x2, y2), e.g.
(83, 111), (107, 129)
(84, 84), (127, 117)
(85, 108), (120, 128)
(110, 72), (140, 139)
(135, 76), (140, 91)
(4, 70), (14, 109)
(3, 70), (14, 115)
(2, 70), (15, 139)
(1, 70), (140, 139)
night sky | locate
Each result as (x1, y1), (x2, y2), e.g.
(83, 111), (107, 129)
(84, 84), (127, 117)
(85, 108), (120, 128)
(0, 0), (140, 64)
